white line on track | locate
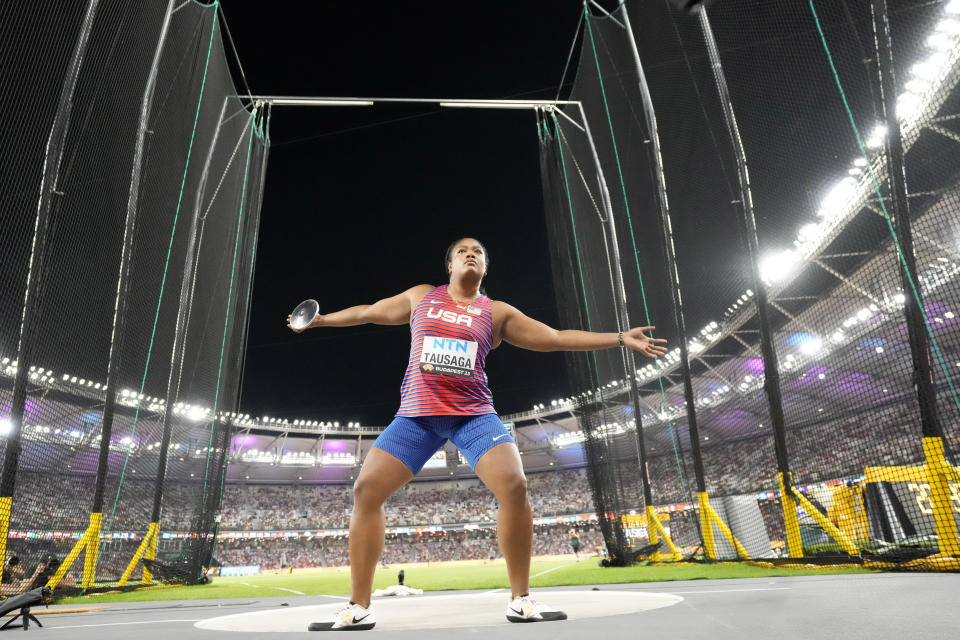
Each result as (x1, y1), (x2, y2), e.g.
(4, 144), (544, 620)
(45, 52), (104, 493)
(484, 562), (576, 593)
(52, 619), (204, 629)
(530, 563), (576, 579)
(270, 587), (306, 595)
(667, 587), (792, 594)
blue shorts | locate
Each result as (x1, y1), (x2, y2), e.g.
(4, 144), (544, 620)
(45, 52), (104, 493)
(372, 414), (514, 474)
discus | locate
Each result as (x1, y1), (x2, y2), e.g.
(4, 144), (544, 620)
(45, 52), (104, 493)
(289, 298), (319, 330)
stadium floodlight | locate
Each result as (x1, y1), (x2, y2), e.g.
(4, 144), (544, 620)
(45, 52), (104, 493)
(817, 177), (857, 220)
(865, 123), (887, 148)
(903, 77), (928, 93)
(759, 249), (797, 284)
(897, 91), (922, 118)
(912, 53), (948, 80)
(927, 33), (954, 51)
(935, 18), (960, 35)
(799, 336), (823, 356)
(797, 222), (821, 243)
(0, 419), (11, 436)
(322, 453), (356, 466)
(187, 406), (208, 422)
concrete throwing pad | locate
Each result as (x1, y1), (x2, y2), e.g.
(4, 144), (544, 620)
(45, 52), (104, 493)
(193, 590), (683, 632)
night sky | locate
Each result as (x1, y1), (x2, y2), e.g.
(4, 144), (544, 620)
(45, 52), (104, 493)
(219, 0), (929, 428)
(225, 2), (593, 425)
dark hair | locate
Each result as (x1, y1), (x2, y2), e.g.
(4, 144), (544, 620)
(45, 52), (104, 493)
(444, 238), (489, 296)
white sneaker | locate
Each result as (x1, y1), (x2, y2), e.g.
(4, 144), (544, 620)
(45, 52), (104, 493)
(308, 602), (376, 631)
(505, 594), (567, 623)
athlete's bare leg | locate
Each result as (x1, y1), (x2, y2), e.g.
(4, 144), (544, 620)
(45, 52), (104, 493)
(475, 442), (531, 599)
(349, 448), (414, 608)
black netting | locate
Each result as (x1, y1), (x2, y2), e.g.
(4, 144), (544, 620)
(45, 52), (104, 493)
(537, 0), (960, 567)
(0, 1), (267, 596)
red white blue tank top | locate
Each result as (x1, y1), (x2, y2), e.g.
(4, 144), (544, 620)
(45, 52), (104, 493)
(396, 285), (495, 416)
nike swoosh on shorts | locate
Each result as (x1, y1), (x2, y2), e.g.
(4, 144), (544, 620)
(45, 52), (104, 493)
(493, 434), (509, 441)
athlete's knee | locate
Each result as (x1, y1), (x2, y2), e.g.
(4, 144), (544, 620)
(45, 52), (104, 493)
(496, 472), (528, 507)
(353, 475), (389, 509)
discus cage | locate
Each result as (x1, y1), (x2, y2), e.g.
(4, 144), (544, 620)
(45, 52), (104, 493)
(1, 0), (959, 601)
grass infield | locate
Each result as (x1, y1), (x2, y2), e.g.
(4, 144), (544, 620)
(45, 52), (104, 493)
(57, 556), (871, 604)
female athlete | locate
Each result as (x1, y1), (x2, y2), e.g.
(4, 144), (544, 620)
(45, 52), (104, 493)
(288, 238), (667, 630)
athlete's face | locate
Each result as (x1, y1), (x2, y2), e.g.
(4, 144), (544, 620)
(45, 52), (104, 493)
(447, 238), (487, 279)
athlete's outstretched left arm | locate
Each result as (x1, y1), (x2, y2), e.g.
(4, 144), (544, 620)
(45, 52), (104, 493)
(494, 302), (667, 357)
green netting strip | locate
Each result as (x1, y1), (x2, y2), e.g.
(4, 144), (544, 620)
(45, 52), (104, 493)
(809, 0), (960, 416)
(585, 10), (690, 499)
(201, 110), (256, 499)
(105, 4), (220, 535)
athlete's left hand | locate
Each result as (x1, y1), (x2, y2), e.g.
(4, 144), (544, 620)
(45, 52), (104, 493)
(621, 326), (669, 358)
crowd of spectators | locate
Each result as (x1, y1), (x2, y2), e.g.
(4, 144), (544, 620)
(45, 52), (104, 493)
(214, 524), (605, 570)
(218, 468), (596, 531)
(6, 402), (958, 572)
(647, 401), (936, 505)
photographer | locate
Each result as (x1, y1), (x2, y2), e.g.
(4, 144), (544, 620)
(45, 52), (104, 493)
(0, 557), (45, 596)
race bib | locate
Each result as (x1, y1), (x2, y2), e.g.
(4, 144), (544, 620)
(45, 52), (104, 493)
(420, 336), (478, 379)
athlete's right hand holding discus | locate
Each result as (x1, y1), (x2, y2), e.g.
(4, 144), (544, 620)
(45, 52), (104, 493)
(288, 238), (668, 631)
(286, 311), (321, 333)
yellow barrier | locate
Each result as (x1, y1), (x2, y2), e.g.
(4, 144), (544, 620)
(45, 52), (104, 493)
(0, 497), (11, 590)
(646, 505), (681, 561)
(83, 513), (101, 588)
(790, 487), (860, 556)
(47, 512), (102, 590)
(779, 472), (804, 558)
(923, 437), (960, 556)
(118, 522), (159, 586)
(697, 492), (750, 560)
(697, 493), (717, 558)
(827, 485), (869, 542)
